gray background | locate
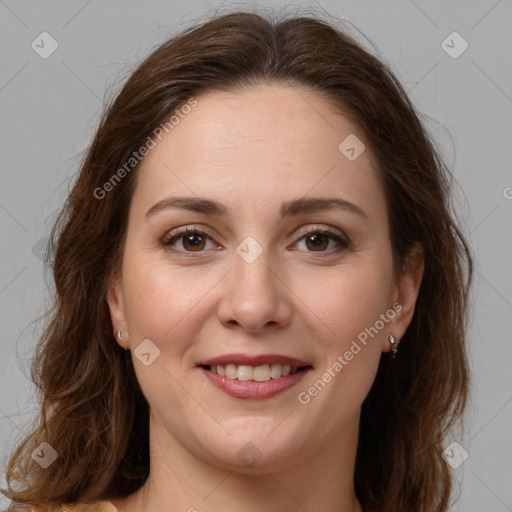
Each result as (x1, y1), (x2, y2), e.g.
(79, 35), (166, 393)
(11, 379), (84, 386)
(1, 1), (511, 510)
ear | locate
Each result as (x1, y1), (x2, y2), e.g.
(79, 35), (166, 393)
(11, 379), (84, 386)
(107, 268), (129, 350)
(383, 243), (425, 352)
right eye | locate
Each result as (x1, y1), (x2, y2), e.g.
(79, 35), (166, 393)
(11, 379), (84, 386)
(162, 227), (218, 253)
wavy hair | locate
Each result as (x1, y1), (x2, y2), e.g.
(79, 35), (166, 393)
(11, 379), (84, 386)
(3, 8), (473, 512)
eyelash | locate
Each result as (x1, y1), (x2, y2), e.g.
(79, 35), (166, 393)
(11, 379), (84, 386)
(162, 225), (350, 256)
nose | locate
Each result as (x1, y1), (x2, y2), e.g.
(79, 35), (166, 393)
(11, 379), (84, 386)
(217, 246), (293, 333)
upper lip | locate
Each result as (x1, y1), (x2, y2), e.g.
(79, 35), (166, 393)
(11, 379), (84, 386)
(197, 353), (311, 367)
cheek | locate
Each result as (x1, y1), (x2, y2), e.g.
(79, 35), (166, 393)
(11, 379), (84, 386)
(295, 259), (392, 404)
(121, 251), (216, 339)
(294, 268), (388, 416)
(299, 261), (392, 347)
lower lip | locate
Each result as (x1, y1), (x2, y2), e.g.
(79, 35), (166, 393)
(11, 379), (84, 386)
(199, 367), (311, 399)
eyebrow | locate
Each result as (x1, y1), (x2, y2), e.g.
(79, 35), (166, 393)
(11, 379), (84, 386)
(145, 196), (368, 220)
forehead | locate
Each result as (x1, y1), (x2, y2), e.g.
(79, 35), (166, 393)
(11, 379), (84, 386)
(131, 83), (386, 222)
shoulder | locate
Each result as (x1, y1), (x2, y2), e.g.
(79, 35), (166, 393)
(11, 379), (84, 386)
(5, 501), (117, 512)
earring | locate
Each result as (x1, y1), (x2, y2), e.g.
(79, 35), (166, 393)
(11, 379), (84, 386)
(117, 330), (122, 341)
(389, 334), (399, 358)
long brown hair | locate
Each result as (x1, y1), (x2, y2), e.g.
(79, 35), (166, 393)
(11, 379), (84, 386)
(3, 8), (473, 512)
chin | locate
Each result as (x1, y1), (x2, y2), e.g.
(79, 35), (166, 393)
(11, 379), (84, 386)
(190, 426), (308, 474)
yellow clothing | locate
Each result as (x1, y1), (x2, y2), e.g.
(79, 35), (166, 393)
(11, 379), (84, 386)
(7, 501), (117, 512)
(37, 502), (117, 512)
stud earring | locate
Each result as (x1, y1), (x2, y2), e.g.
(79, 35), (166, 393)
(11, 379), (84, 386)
(116, 330), (122, 341)
(389, 334), (399, 358)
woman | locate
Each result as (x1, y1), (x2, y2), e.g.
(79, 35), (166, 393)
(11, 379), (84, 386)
(2, 9), (473, 512)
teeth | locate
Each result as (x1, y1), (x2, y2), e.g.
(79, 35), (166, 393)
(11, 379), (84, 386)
(253, 364), (270, 382)
(225, 364), (237, 379)
(237, 365), (253, 381)
(208, 363), (301, 380)
(270, 363), (282, 379)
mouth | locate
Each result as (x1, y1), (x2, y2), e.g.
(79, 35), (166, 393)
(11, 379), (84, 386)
(200, 363), (312, 381)
(196, 354), (313, 399)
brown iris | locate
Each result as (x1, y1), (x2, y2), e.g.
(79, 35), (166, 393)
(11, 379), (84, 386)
(305, 233), (329, 251)
(182, 233), (206, 251)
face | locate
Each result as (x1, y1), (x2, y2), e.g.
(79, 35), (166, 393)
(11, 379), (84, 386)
(108, 83), (422, 473)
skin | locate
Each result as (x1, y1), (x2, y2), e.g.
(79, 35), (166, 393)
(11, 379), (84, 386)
(107, 83), (424, 512)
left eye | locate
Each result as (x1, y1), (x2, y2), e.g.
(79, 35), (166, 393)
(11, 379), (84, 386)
(294, 229), (349, 252)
